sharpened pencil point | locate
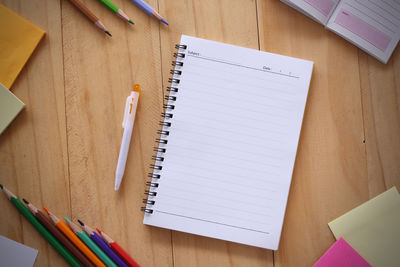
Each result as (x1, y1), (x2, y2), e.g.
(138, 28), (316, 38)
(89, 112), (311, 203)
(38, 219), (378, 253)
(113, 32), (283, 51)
(96, 228), (102, 233)
(77, 219), (84, 226)
(0, 184), (3, 189)
(43, 207), (49, 215)
(105, 31), (112, 37)
(129, 19), (134, 25)
(22, 198), (29, 204)
(161, 19), (168, 25)
(64, 217), (70, 222)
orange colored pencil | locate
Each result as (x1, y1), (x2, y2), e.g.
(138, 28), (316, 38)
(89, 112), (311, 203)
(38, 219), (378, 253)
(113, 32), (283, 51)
(43, 207), (106, 267)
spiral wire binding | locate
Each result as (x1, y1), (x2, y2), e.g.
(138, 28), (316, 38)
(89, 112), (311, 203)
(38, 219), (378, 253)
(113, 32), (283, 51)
(141, 43), (186, 214)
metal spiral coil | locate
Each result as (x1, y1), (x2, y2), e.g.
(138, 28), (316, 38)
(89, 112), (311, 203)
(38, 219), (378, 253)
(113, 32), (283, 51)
(168, 78), (180, 84)
(153, 147), (166, 153)
(152, 156), (164, 161)
(148, 173), (161, 179)
(163, 104), (175, 110)
(146, 182), (159, 187)
(172, 61), (184, 67)
(144, 190), (157, 196)
(157, 130), (170, 135)
(159, 121), (172, 127)
(149, 164), (162, 170)
(166, 86), (178, 92)
(141, 207), (153, 214)
(142, 43), (187, 214)
(155, 138), (168, 144)
(175, 44), (187, 49)
(161, 112), (173, 119)
(165, 96), (176, 101)
(143, 199), (155, 205)
(170, 70), (182, 75)
(173, 52), (185, 58)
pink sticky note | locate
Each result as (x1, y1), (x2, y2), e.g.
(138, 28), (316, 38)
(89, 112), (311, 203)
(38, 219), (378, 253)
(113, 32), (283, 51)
(313, 238), (372, 267)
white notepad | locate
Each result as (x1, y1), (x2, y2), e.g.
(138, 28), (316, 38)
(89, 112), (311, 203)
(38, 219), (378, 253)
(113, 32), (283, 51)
(142, 35), (313, 250)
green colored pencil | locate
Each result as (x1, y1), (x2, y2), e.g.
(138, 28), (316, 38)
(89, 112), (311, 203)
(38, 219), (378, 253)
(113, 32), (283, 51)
(65, 218), (117, 267)
(0, 184), (81, 267)
(98, 0), (134, 24)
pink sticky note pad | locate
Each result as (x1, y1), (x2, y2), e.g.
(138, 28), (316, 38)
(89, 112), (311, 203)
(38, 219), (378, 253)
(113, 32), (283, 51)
(313, 238), (372, 267)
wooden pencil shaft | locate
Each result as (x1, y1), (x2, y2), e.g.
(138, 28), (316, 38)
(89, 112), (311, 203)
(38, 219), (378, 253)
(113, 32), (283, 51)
(67, 0), (99, 23)
(35, 212), (95, 267)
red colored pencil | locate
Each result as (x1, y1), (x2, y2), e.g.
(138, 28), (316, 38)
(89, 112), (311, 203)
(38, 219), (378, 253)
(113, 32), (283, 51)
(96, 228), (140, 267)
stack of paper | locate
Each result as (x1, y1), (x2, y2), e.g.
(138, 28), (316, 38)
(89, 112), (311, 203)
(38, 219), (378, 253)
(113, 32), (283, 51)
(0, 82), (25, 134)
(328, 187), (400, 267)
(0, 4), (45, 88)
(313, 238), (371, 267)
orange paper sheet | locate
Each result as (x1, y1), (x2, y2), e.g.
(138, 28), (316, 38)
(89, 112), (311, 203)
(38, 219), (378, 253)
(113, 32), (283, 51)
(0, 4), (45, 89)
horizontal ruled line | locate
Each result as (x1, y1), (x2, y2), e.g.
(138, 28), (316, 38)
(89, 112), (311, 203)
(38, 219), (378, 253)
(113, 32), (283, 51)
(155, 210), (270, 234)
(188, 55), (300, 78)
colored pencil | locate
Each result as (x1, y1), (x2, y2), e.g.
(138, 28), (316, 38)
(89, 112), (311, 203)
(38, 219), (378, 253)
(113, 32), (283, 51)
(97, 228), (140, 267)
(129, 0), (168, 25)
(0, 185), (81, 267)
(79, 220), (128, 267)
(66, 0), (112, 36)
(97, 0), (134, 24)
(44, 207), (106, 267)
(23, 199), (95, 267)
(66, 218), (117, 267)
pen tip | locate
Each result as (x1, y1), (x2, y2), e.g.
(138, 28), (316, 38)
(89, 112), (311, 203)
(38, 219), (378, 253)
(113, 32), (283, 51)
(129, 19), (134, 25)
(161, 19), (168, 25)
(133, 84), (140, 92)
(77, 219), (84, 226)
(22, 198), (29, 204)
(64, 217), (70, 222)
(0, 184), (3, 189)
(105, 31), (112, 37)
(43, 207), (49, 215)
(96, 228), (102, 233)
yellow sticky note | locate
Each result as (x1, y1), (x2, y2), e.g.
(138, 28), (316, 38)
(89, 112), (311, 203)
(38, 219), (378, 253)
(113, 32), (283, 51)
(0, 4), (45, 89)
(328, 187), (400, 267)
(0, 82), (25, 134)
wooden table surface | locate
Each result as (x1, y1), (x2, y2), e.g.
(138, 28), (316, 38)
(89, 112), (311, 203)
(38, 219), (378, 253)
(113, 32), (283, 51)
(1, 0), (399, 266)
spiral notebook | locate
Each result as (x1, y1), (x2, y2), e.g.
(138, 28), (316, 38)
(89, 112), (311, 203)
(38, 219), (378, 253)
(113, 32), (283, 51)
(142, 35), (313, 250)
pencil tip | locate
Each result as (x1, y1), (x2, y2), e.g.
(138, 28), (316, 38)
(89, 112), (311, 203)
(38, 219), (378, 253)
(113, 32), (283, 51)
(0, 184), (3, 189)
(129, 19), (134, 25)
(105, 31), (112, 37)
(161, 19), (168, 25)
(43, 207), (49, 215)
(77, 219), (84, 226)
(64, 217), (70, 222)
(96, 228), (102, 233)
(22, 198), (29, 204)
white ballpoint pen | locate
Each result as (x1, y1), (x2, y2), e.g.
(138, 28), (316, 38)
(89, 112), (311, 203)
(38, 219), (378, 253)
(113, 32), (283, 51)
(115, 84), (140, 191)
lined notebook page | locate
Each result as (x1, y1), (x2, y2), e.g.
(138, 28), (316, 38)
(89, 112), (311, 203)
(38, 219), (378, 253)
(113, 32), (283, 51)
(281, 0), (340, 24)
(143, 35), (313, 250)
(327, 0), (400, 63)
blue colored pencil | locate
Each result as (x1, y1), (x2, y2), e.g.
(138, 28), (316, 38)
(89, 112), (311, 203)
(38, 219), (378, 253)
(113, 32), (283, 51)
(129, 0), (168, 25)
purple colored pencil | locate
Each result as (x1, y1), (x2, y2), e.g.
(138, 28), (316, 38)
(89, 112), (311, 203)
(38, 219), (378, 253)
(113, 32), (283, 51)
(78, 220), (128, 267)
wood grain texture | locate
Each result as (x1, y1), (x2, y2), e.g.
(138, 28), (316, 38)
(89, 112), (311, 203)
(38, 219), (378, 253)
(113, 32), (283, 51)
(1, 0), (399, 266)
(359, 49), (400, 197)
(62, 0), (172, 266)
(0, 0), (69, 266)
(257, 1), (370, 266)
